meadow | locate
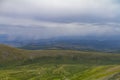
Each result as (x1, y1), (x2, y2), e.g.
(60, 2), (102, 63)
(0, 45), (120, 80)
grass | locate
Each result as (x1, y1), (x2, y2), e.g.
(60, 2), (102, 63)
(0, 64), (120, 80)
(0, 44), (120, 80)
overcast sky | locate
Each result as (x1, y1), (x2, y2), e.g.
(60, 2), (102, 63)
(0, 0), (120, 40)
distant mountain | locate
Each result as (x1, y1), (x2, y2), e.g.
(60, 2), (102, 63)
(20, 36), (120, 52)
(1, 35), (120, 52)
(0, 34), (8, 42)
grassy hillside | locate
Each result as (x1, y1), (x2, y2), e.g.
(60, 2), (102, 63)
(0, 44), (120, 80)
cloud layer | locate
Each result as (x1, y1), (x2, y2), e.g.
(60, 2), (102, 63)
(0, 16), (120, 40)
(0, 0), (120, 22)
(0, 0), (120, 40)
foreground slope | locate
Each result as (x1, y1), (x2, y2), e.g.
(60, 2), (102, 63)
(0, 44), (120, 80)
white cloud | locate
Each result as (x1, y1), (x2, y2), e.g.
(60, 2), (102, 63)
(0, 0), (120, 19)
(0, 0), (120, 40)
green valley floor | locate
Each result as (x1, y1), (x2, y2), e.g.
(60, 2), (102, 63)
(0, 45), (120, 80)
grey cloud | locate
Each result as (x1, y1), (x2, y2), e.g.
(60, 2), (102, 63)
(0, 16), (120, 40)
(0, 0), (120, 22)
(0, 0), (120, 40)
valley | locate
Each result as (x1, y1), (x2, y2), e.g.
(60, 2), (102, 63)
(0, 44), (120, 80)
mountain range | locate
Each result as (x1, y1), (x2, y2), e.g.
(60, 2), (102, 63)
(1, 35), (120, 52)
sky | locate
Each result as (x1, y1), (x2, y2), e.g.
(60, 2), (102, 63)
(0, 0), (120, 40)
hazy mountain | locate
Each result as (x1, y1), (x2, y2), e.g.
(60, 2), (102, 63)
(1, 35), (120, 52)
(17, 36), (120, 52)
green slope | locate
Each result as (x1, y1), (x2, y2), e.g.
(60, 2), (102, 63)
(0, 44), (120, 80)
